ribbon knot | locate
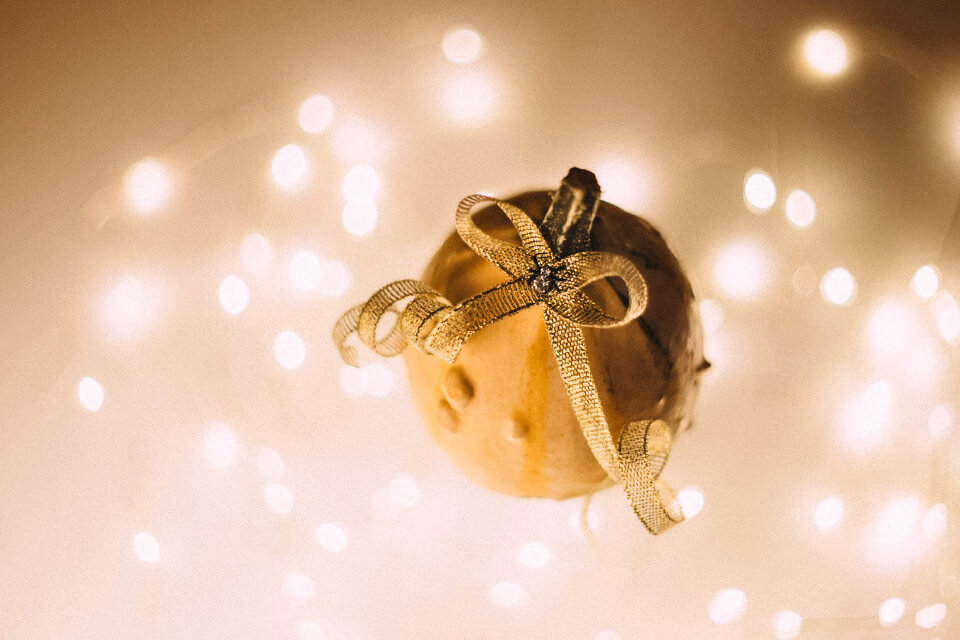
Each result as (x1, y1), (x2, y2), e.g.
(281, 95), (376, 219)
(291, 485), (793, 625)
(333, 195), (683, 534)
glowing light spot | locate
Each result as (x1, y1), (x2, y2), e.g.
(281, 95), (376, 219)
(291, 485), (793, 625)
(838, 381), (894, 454)
(125, 159), (172, 214)
(678, 487), (705, 518)
(915, 603), (946, 629)
(315, 522), (349, 552)
(929, 402), (955, 443)
(78, 377), (105, 411)
(814, 496), (844, 531)
(743, 170), (777, 213)
(875, 495), (921, 551)
(699, 299), (724, 336)
(709, 588), (746, 624)
(342, 201), (378, 235)
(442, 73), (496, 124)
(878, 597), (905, 627)
(596, 160), (649, 212)
(105, 275), (147, 333)
(218, 275), (249, 315)
(489, 581), (529, 608)
(363, 363), (393, 397)
(274, 331), (306, 369)
(388, 475), (421, 508)
(516, 542), (552, 569)
(341, 166), (380, 203)
(713, 241), (772, 300)
(442, 26), (484, 64)
(331, 117), (386, 164)
(819, 267), (856, 306)
(773, 610), (803, 640)
(318, 260), (351, 297)
(922, 503), (947, 540)
(265, 483), (294, 514)
(912, 264), (940, 299)
(203, 421), (240, 470)
(289, 250), (323, 292)
(932, 291), (960, 344)
(299, 621), (327, 640)
(791, 264), (817, 297)
(594, 632), (621, 640)
(803, 29), (849, 77)
(298, 94), (335, 134)
(255, 448), (285, 481)
(133, 532), (160, 563)
(785, 190), (816, 227)
(866, 300), (919, 359)
(271, 144), (307, 188)
(240, 233), (272, 273)
(282, 572), (315, 605)
(339, 365), (367, 397)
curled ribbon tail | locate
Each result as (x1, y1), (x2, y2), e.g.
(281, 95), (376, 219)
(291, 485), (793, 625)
(617, 420), (684, 535)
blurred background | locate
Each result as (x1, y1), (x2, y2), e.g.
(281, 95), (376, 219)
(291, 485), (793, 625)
(1, 1), (959, 638)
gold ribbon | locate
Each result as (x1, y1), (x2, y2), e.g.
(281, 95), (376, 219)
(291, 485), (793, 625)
(333, 195), (684, 534)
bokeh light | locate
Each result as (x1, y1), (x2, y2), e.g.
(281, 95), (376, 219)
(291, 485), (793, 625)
(125, 159), (172, 214)
(388, 475), (421, 508)
(341, 165), (380, 203)
(489, 581), (529, 608)
(803, 29), (849, 77)
(784, 190), (816, 227)
(819, 267), (856, 306)
(265, 483), (294, 514)
(273, 331), (306, 369)
(78, 376), (105, 412)
(203, 421), (240, 470)
(699, 299), (724, 336)
(442, 26), (484, 64)
(339, 364), (367, 397)
(299, 621), (327, 640)
(255, 448), (285, 481)
(133, 532), (160, 563)
(814, 496), (844, 531)
(922, 503), (947, 540)
(289, 250), (323, 292)
(911, 264), (940, 299)
(677, 487), (705, 518)
(442, 73), (496, 124)
(318, 260), (351, 297)
(516, 541), (552, 569)
(914, 603), (946, 629)
(772, 610), (803, 640)
(271, 144), (307, 188)
(932, 291), (960, 343)
(282, 572), (315, 605)
(298, 94), (335, 134)
(240, 233), (272, 273)
(315, 522), (349, 552)
(713, 241), (772, 300)
(596, 159), (649, 212)
(873, 495), (921, 554)
(218, 275), (249, 315)
(743, 169), (777, 212)
(104, 274), (149, 336)
(331, 116), (386, 163)
(866, 300), (918, 360)
(363, 363), (393, 397)
(929, 402), (955, 443)
(878, 597), (905, 627)
(838, 380), (893, 454)
(709, 588), (746, 624)
(342, 201), (378, 235)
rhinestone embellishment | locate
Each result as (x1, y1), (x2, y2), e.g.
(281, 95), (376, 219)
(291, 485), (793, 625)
(530, 266), (554, 296)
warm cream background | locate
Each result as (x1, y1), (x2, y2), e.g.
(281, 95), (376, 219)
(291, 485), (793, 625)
(1, 2), (959, 639)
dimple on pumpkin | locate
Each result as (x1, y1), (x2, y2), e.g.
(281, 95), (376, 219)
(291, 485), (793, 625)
(402, 187), (707, 500)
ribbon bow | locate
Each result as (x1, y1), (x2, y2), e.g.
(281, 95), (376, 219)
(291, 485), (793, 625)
(334, 194), (683, 534)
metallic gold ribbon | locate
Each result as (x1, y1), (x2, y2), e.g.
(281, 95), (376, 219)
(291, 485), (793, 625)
(333, 195), (684, 534)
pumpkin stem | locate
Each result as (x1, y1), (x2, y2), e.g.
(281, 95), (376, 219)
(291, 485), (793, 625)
(539, 167), (602, 257)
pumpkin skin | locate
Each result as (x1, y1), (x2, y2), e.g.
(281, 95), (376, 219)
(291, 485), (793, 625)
(402, 191), (705, 499)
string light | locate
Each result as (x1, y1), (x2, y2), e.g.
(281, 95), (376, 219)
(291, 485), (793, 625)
(125, 159), (172, 214)
(489, 581), (529, 608)
(255, 448), (286, 481)
(342, 201), (378, 235)
(838, 380), (893, 454)
(289, 250), (323, 291)
(709, 588), (746, 624)
(713, 241), (772, 300)
(203, 421), (241, 470)
(265, 483), (295, 514)
(331, 116), (386, 163)
(341, 166), (380, 203)
(803, 29), (849, 77)
(819, 267), (856, 306)
(872, 495), (921, 556)
(677, 487), (705, 518)
(315, 522), (349, 552)
(922, 503), (947, 541)
(878, 597), (905, 627)
(932, 291), (960, 343)
(387, 475), (421, 508)
(218, 275), (249, 315)
(928, 402), (955, 443)
(442, 72), (496, 124)
(298, 94), (335, 134)
(273, 331), (306, 369)
(362, 363), (393, 397)
(866, 300), (919, 360)
(132, 532), (160, 563)
(911, 264), (940, 299)
(784, 190), (816, 227)
(814, 496), (844, 530)
(442, 26), (485, 64)
(240, 233), (272, 273)
(104, 274), (148, 334)
(78, 376), (105, 411)
(743, 169), (777, 213)
(914, 603), (947, 629)
(271, 144), (307, 188)
(516, 542), (552, 569)
(282, 572), (315, 605)
(772, 610), (803, 640)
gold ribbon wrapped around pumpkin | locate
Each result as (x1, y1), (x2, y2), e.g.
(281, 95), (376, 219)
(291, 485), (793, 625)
(334, 191), (686, 534)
